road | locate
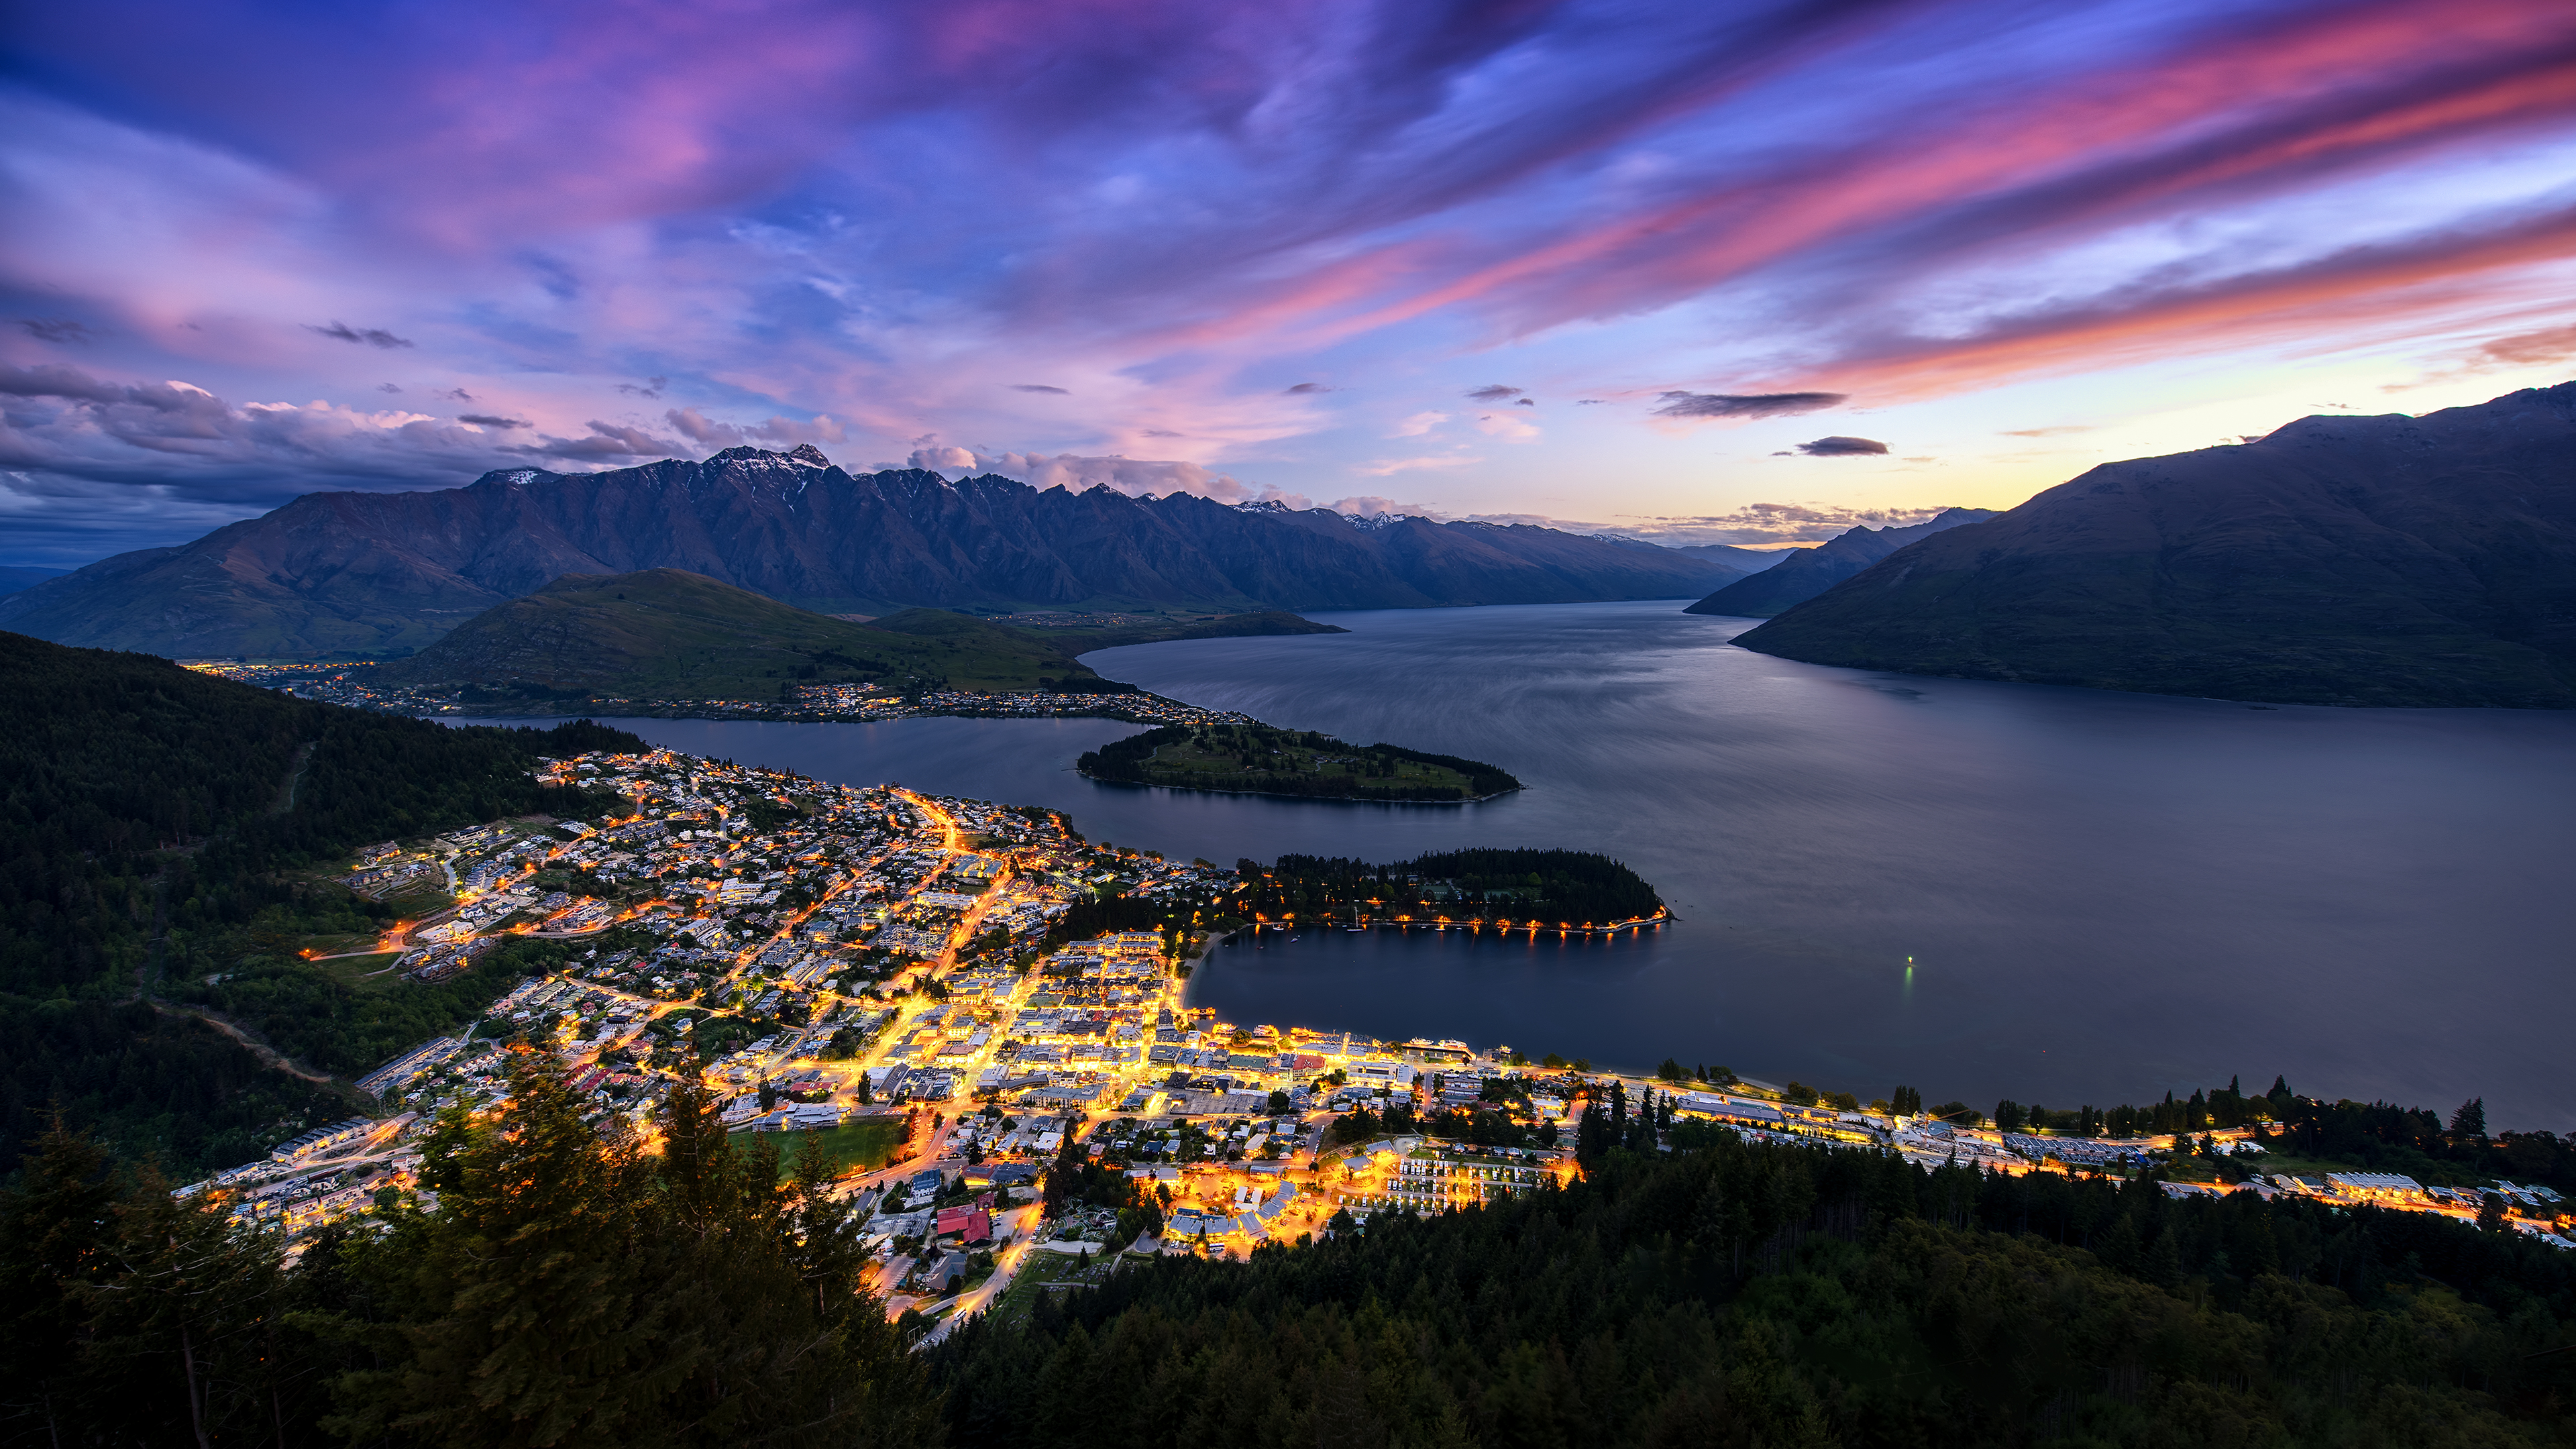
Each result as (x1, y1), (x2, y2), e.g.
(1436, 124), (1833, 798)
(916, 1201), (1053, 1345)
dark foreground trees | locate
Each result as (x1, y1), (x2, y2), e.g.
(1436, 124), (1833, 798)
(930, 1137), (2576, 1448)
(0, 1061), (936, 1448)
(13, 1067), (2576, 1448)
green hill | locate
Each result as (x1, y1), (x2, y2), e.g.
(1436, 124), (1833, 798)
(374, 569), (1110, 700)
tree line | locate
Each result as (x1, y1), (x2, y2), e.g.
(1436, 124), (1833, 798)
(931, 1128), (2576, 1447)
(1237, 847), (1665, 926)
(0, 1061), (935, 1447)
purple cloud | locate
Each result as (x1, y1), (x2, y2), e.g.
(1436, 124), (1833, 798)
(3, 0), (2571, 562)
(1796, 436), (1888, 456)
(305, 321), (413, 349)
(1653, 391), (1847, 419)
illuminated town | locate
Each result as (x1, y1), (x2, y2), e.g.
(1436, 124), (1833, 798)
(176, 743), (2571, 1329)
(181, 658), (1264, 731)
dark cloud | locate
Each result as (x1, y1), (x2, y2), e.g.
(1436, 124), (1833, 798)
(1513, 397), (1536, 407)
(1652, 390), (1845, 419)
(1796, 435), (1887, 455)
(1142, 429), (1183, 437)
(1009, 383), (1071, 393)
(1284, 382), (1336, 394)
(0, 362), (146, 406)
(305, 321), (415, 349)
(1466, 384), (1523, 402)
(614, 375), (669, 398)
(458, 414), (530, 429)
(1576, 398), (1605, 405)
(377, 382), (402, 393)
(525, 423), (680, 459)
(2002, 424), (2093, 437)
(19, 319), (93, 345)
(435, 387), (474, 400)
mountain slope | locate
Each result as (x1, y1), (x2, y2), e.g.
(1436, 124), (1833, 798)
(1666, 542), (1784, 573)
(0, 629), (637, 1173)
(374, 569), (1114, 696)
(0, 566), (67, 596)
(0, 445), (1735, 659)
(1682, 508), (1995, 616)
(1733, 383), (2576, 707)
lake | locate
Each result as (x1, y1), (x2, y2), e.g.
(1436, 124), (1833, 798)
(476, 600), (2576, 1131)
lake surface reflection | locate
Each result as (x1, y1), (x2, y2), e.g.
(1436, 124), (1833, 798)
(476, 600), (2576, 1130)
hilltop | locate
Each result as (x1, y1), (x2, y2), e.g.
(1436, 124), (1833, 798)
(0, 445), (1738, 659)
(373, 569), (1122, 700)
(1735, 383), (2576, 707)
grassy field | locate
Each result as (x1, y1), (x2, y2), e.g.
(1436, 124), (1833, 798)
(985, 1248), (1112, 1328)
(736, 1118), (908, 1181)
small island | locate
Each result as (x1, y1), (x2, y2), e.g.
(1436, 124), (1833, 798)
(1238, 848), (1666, 930)
(1077, 722), (1522, 803)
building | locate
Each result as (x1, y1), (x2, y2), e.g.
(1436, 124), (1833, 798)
(2325, 1171), (2427, 1203)
(1380, 1146), (1564, 1212)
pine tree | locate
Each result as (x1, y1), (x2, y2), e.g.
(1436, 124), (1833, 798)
(335, 1055), (675, 1447)
(2449, 1097), (2487, 1141)
(0, 1120), (126, 1445)
(85, 1173), (293, 1449)
(2143, 1226), (2185, 1291)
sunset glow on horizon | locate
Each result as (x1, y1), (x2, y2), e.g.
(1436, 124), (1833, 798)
(3, 0), (2572, 565)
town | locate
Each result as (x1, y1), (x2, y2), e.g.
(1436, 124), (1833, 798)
(174, 743), (2573, 1334)
(181, 659), (1263, 731)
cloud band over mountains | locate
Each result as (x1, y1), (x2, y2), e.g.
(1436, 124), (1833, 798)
(2, 0), (2571, 561)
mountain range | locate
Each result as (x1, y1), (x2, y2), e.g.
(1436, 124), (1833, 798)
(1682, 508), (1996, 617)
(1734, 382), (2576, 708)
(0, 445), (1742, 659)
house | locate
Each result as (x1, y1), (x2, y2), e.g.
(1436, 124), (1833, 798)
(2325, 1171), (2427, 1203)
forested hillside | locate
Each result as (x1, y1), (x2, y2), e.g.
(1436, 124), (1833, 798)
(933, 1125), (2576, 1447)
(0, 1065), (934, 1448)
(7, 1053), (2571, 1445)
(0, 631), (636, 1177)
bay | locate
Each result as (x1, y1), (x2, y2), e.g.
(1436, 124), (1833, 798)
(472, 600), (2576, 1131)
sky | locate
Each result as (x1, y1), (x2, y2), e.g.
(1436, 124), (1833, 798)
(3, 0), (2573, 568)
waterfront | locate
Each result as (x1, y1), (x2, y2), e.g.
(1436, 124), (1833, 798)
(474, 599), (2576, 1131)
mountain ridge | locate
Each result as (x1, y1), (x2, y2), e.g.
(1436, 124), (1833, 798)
(1682, 508), (1997, 617)
(0, 447), (1741, 659)
(1732, 382), (2576, 708)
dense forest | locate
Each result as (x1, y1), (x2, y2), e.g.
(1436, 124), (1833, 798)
(1238, 848), (1666, 926)
(0, 631), (637, 1177)
(1079, 724), (1521, 802)
(7, 1056), (2573, 1444)
(0, 1063), (935, 1447)
(933, 1127), (2576, 1448)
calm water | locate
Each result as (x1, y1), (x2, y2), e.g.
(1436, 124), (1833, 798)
(475, 600), (2576, 1131)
